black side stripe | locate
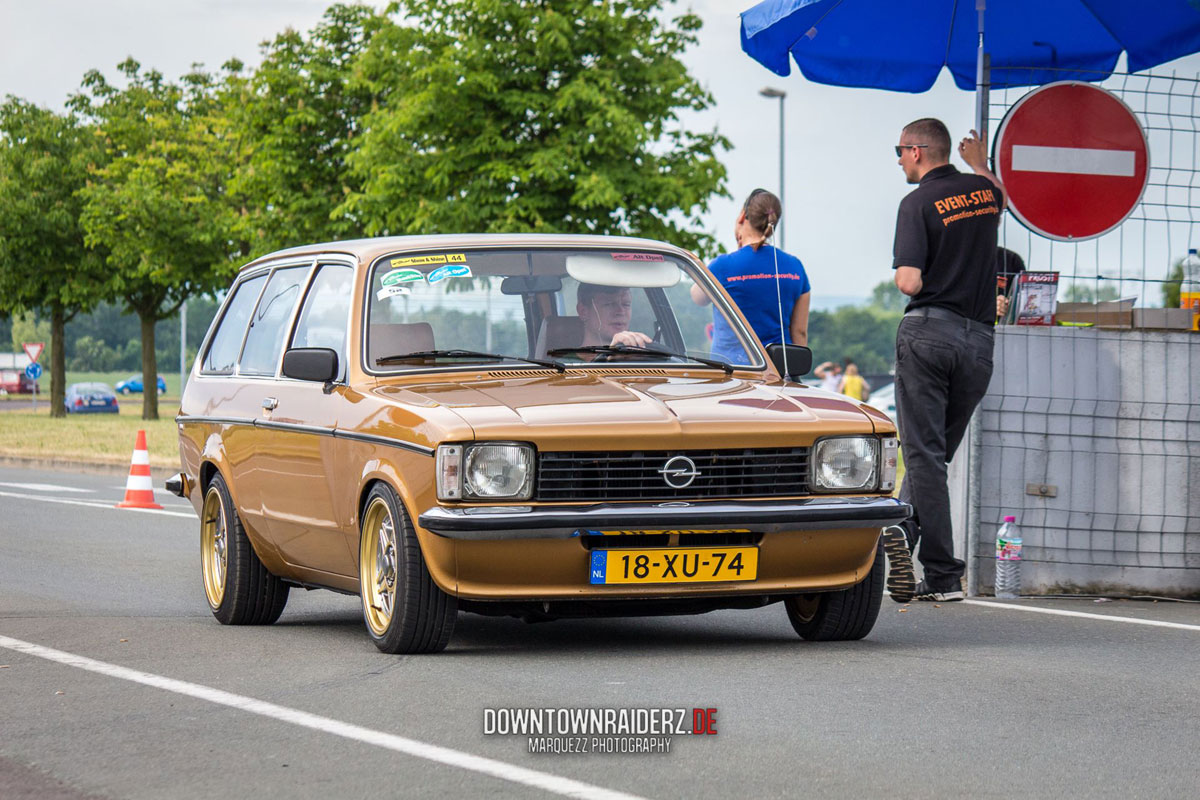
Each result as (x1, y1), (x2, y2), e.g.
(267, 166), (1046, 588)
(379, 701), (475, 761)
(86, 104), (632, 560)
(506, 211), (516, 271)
(176, 415), (435, 457)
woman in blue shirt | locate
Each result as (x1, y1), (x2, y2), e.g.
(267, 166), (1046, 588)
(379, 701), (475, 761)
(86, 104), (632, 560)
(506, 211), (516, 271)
(692, 188), (811, 364)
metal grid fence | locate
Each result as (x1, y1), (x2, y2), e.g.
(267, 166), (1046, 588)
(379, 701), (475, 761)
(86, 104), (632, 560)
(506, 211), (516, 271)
(966, 68), (1200, 597)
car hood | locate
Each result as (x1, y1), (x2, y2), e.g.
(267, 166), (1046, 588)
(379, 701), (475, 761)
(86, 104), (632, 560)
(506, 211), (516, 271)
(372, 371), (888, 450)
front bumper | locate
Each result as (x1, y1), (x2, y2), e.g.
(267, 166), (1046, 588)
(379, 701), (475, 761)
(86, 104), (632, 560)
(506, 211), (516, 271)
(418, 496), (910, 540)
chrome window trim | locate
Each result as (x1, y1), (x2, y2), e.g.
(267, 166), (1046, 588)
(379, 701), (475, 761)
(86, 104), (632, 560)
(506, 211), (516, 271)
(235, 261), (316, 378)
(287, 260), (356, 383)
(359, 245), (768, 378)
(197, 254), (359, 383)
(198, 270), (271, 376)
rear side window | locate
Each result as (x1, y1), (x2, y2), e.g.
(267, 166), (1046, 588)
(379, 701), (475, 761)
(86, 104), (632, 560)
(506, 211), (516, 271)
(290, 263), (354, 379)
(239, 266), (310, 375)
(202, 273), (267, 374)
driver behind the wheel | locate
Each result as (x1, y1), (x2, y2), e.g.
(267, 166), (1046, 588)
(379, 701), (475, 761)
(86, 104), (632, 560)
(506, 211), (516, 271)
(576, 283), (652, 348)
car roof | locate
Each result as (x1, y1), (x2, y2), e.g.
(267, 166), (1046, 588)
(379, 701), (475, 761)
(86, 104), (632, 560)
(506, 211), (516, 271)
(237, 233), (699, 273)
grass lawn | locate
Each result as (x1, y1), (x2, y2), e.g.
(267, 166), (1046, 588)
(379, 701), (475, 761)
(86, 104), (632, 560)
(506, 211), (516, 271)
(0, 403), (181, 468)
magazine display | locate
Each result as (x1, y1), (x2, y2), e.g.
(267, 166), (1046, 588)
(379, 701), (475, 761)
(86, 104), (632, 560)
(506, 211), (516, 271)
(1014, 272), (1059, 326)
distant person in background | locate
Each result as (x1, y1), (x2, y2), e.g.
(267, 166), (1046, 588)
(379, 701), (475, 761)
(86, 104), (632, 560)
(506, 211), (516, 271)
(692, 188), (811, 363)
(814, 360), (843, 392)
(995, 247), (1026, 322)
(838, 362), (871, 401)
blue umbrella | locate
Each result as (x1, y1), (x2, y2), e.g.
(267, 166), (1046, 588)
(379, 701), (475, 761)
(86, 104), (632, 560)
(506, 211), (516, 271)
(741, 0), (1200, 133)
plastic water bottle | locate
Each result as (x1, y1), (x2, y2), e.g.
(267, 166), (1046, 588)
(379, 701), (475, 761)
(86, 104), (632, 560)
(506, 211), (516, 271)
(1183, 248), (1200, 283)
(995, 516), (1022, 599)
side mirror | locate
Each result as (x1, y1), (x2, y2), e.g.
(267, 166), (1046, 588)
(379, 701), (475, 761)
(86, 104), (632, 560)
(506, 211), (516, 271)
(766, 343), (813, 381)
(282, 347), (339, 383)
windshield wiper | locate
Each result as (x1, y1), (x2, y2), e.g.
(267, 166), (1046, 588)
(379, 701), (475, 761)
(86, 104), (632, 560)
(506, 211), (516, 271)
(376, 349), (566, 373)
(546, 344), (734, 374)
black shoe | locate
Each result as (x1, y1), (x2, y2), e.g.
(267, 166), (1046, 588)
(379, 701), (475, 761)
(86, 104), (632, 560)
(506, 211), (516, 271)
(913, 579), (964, 602)
(883, 526), (916, 603)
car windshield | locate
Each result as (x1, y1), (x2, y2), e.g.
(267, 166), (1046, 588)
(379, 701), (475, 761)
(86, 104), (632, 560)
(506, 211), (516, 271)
(365, 247), (761, 373)
(77, 383), (112, 394)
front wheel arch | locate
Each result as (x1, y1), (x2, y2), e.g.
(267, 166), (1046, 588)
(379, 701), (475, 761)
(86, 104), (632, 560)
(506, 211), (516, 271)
(358, 481), (456, 654)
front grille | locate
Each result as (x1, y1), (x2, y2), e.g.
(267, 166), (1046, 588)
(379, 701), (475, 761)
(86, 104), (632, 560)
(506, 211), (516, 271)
(536, 448), (809, 502)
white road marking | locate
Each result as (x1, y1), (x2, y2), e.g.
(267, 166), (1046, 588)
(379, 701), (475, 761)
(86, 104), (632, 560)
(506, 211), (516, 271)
(0, 635), (646, 800)
(0, 481), (94, 493)
(963, 599), (1200, 631)
(1011, 144), (1136, 177)
(110, 485), (174, 496)
(0, 490), (195, 519)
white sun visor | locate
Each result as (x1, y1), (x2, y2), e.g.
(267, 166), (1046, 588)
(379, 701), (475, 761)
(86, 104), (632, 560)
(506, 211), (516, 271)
(565, 252), (680, 288)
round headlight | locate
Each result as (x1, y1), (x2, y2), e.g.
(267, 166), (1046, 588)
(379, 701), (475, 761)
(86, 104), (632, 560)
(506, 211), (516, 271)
(464, 444), (534, 499)
(813, 437), (877, 491)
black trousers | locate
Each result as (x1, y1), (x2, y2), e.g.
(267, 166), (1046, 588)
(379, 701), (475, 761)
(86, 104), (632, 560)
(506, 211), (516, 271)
(893, 314), (994, 589)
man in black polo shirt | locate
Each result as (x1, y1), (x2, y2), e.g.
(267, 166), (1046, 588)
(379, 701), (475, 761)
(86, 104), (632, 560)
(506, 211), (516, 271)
(883, 118), (1005, 603)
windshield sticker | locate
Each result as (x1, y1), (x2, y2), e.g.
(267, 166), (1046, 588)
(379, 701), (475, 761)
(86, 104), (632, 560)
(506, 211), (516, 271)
(381, 268), (425, 286)
(611, 253), (665, 262)
(426, 264), (473, 284)
(389, 253), (467, 268)
(376, 286), (412, 301)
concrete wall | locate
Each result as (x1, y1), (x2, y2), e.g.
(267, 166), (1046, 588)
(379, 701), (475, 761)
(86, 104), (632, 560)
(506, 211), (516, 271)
(967, 327), (1200, 597)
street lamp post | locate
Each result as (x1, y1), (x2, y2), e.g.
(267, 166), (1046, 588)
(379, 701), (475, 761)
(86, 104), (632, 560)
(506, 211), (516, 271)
(758, 86), (786, 250)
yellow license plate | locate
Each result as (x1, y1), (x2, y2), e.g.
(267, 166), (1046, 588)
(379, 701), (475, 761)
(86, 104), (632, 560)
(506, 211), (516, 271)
(589, 547), (758, 585)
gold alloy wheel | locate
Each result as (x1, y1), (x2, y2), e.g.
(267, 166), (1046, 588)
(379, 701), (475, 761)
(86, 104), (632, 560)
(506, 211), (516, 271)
(201, 487), (228, 610)
(360, 497), (398, 636)
(789, 594), (821, 624)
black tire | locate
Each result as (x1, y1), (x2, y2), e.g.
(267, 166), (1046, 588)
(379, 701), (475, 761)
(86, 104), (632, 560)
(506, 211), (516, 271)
(785, 540), (884, 641)
(359, 482), (456, 654)
(200, 473), (289, 625)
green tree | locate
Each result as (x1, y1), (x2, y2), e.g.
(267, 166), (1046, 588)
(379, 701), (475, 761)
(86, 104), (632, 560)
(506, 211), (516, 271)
(0, 99), (110, 415)
(342, 0), (729, 256)
(230, 4), (387, 257)
(807, 306), (901, 376)
(74, 59), (245, 419)
(868, 279), (907, 313)
(1162, 259), (1184, 309)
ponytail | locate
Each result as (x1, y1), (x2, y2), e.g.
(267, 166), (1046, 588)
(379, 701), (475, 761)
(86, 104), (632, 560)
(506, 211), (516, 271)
(743, 190), (782, 251)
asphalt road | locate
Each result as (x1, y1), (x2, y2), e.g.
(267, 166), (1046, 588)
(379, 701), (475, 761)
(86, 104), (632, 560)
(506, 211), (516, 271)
(1, 465), (1197, 800)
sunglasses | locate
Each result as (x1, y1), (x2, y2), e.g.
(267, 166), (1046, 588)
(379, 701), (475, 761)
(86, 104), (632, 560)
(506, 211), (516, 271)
(894, 144), (930, 157)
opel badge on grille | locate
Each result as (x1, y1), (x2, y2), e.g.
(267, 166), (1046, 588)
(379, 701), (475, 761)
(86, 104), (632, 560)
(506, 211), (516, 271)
(659, 455), (700, 489)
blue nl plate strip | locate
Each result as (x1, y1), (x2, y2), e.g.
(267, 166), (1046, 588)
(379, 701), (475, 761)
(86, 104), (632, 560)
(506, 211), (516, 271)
(589, 551), (607, 585)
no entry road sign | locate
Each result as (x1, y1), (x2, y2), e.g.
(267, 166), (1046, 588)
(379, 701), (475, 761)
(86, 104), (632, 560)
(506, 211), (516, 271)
(994, 81), (1149, 241)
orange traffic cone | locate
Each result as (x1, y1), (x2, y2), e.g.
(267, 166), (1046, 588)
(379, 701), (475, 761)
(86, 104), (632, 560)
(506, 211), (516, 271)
(116, 429), (163, 510)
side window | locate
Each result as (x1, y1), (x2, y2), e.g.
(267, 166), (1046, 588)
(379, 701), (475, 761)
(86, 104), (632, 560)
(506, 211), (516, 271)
(202, 273), (267, 374)
(290, 263), (354, 379)
(238, 266), (309, 375)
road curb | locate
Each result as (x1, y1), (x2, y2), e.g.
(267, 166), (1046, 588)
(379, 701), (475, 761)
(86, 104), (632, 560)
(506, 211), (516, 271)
(0, 455), (179, 482)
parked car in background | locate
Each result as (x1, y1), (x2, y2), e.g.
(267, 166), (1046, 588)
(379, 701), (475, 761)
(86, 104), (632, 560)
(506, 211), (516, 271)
(171, 234), (908, 654)
(64, 383), (119, 414)
(867, 382), (896, 421)
(0, 370), (36, 394)
(116, 374), (166, 395)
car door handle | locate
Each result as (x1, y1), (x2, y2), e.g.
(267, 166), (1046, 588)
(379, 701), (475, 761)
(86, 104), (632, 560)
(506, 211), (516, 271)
(262, 397), (278, 411)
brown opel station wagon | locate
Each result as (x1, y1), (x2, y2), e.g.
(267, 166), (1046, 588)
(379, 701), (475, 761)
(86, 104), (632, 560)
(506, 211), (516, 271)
(169, 234), (909, 653)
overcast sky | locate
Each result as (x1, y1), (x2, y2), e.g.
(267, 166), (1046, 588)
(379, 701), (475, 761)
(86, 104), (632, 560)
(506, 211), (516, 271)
(3, 0), (1199, 303)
